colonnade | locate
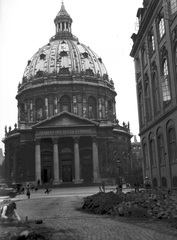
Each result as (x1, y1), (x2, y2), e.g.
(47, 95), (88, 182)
(35, 137), (100, 184)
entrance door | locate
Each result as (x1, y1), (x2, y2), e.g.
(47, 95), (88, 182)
(41, 150), (53, 183)
(43, 167), (51, 183)
(81, 149), (93, 182)
(62, 165), (72, 182)
(60, 147), (73, 183)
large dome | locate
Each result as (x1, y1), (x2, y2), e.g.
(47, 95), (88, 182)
(21, 2), (111, 86)
(22, 39), (109, 83)
(16, 2), (116, 127)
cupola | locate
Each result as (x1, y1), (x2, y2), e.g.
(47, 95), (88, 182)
(53, 1), (73, 40)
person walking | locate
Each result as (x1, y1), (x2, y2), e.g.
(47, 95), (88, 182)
(144, 176), (151, 189)
(37, 179), (40, 187)
(134, 177), (140, 193)
(26, 184), (31, 199)
(44, 182), (51, 194)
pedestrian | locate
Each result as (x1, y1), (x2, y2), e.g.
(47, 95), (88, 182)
(37, 179), (40, 187)
(26, 184), (31, 199)
(118, 177), (122, 192)
(44, 182), (51, 194)
(0, 201), (21, 222)
(35, 185), (38, 191)
(134, 177), (140, 193)
(144, 176), (151, 189)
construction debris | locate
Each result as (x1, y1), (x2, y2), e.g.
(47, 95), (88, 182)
(82, 188), (177, 223)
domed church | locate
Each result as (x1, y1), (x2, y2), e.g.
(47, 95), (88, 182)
(3, 2), (132, 186)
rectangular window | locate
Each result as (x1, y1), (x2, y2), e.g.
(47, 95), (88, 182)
(162, 77), (171, 101)
(159, 18), (165, 38)
(148, 33), (155, 54)
(162, 60), (171, 101)
(171, 0), (177, 14)
(152, 35), (155, 51)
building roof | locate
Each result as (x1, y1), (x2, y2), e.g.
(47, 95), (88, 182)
(56, 2), (71, 19)
(21, 2), (111, 88)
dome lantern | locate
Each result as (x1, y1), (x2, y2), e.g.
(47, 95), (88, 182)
(53, 1), (73, 40)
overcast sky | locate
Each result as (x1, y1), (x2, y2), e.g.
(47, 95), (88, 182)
(0, 0), (143, 152)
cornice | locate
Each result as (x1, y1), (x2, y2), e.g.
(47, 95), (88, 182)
(130, 0), (159, 58)
(16, 80), (116, 100)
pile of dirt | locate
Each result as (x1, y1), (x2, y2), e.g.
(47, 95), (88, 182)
(81, 188), (177, 222)
(82, 191), (123, 214)
(16, 232), (47, 240)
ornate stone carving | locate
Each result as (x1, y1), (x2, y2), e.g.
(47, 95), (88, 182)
(172, 26), (177, 42)
(160, 45), (168, 58)
(74, 137), (79, 144)
(59, 67), (70, 75)
(92, 136), (97, 143)
(138, 82), (142, 92)
(52, 138), (58, 145)
(144, 73), (149, 84)
(151, 60), (157, 71)
(35, 138), (41, 145)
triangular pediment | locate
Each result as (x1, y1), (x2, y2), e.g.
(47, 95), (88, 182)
(32, 111), (99, 129)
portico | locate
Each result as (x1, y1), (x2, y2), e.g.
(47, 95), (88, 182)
(34, 111), (100, 185)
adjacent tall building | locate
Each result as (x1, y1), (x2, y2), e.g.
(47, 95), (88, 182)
(3, 3), (132, 186)
(130, 0), (177, 188)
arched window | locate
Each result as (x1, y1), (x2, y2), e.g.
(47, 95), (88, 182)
(159, 17), (165, 39)
(167, 121), (177, 162)
(152, 71), (160, 114)
(149, 133), (156, 167)
(162, 177), (167, 187)
(88, 96), (97, 119)
(148, 31), (155, 54)
(143, 142), (149, 169)
(153, 178), (157, 187)
(162, 59), (171, 102)
(60, 95), (71, 112)
(157, 128), (165, 165)
(170, 0), (177, 14)
(144, 76), (151, 121)
(35, 98), (43, 120)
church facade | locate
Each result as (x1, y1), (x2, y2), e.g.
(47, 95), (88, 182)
(3, 3), (132, 186)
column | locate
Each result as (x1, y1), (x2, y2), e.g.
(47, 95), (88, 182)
(92, 137), (100, 183)
(13, 150), (16, 180)
(53, 138), (60, 184)
(30, 100), (34, 122)
(99, 98), (102, 119)
(74, 137), (82, 183)
(54, 96), (58, 115)
(45, 97), (49, 118)
(35, 138), (41, 183)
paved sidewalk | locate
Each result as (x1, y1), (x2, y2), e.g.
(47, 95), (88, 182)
(1, 195), (177, 240)
(1, 187), (177, 240)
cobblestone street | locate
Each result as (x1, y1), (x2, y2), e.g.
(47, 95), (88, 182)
(1, 191), (177, 240)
